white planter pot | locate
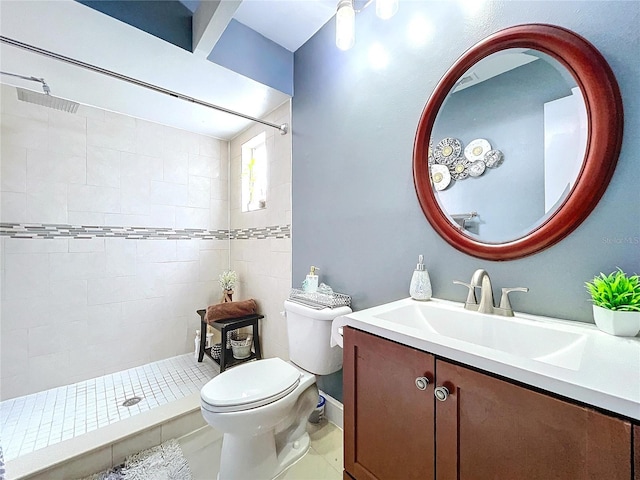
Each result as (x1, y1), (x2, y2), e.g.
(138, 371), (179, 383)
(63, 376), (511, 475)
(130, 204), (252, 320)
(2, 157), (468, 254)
(592, 305), (640, 337)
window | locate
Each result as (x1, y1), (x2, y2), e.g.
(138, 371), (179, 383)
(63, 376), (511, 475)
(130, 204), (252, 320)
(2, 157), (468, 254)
(241, 132), (267, 212)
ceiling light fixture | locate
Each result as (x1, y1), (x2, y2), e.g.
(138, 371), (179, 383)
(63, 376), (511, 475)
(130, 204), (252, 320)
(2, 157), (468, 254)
(336, 0), (356, 51)
(336, 0), (399, 51)
(375, 0), (398, 20)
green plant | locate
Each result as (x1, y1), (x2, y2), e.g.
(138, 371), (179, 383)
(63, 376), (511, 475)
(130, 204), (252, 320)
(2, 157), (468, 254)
(585, 268), (640, 311)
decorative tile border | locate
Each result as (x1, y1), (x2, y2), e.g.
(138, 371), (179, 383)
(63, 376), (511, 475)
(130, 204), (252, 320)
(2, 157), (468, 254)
(0, 223), (291, 240)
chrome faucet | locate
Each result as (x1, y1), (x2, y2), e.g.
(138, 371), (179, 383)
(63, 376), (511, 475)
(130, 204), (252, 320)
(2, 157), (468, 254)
(454, 269), (528, 317)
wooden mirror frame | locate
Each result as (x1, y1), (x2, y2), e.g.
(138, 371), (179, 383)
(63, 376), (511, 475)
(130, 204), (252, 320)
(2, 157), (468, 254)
(413, 24), (623, 260)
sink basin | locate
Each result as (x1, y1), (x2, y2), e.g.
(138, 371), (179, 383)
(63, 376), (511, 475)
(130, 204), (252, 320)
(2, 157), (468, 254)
(373, 301), (587, 370)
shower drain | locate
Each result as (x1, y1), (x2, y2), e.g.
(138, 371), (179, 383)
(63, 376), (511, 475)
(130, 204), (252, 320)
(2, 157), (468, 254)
(122, 396), (143, 407)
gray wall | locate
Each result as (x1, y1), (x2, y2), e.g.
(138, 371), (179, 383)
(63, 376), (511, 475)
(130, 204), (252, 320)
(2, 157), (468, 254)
(292, 2), (640, 399)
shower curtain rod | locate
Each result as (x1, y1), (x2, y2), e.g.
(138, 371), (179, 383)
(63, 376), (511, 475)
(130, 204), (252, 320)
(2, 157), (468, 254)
(0, 35), (289, 135)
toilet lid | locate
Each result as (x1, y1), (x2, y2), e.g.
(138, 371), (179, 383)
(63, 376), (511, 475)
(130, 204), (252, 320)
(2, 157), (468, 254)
(201, 358), (301, 410)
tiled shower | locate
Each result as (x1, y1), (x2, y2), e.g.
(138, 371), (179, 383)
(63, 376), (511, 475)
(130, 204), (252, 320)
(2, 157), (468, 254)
(0, 84), (293, 461)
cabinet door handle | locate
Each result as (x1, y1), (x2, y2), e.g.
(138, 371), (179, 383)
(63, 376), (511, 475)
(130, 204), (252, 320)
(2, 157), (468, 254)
(434, 386), (449, 401)
(415, 376), (430, 390)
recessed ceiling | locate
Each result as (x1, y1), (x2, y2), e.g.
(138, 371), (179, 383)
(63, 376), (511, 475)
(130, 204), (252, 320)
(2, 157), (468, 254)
(0, 0), (337, 140)
(233, 0), (336, 52)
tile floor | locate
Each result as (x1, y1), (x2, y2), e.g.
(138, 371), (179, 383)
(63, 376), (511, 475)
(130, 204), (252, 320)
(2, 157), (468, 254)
(0, 353), (218, 461)
(180, 420), (343, 480)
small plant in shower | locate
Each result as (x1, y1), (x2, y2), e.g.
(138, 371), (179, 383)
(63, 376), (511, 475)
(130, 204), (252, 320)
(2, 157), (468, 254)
(219, 270), (238, 303)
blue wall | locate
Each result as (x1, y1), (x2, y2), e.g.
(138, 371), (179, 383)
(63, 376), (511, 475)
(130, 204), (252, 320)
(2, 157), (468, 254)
(209, 19), (294, 95)
(292, 2), (640, 400)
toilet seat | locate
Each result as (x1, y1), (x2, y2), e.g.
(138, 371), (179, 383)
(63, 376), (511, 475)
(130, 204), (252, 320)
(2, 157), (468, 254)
(201, 358), (301, 413)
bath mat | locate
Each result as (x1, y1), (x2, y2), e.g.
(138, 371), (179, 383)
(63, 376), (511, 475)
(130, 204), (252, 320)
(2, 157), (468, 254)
(79, 439), (191, 480)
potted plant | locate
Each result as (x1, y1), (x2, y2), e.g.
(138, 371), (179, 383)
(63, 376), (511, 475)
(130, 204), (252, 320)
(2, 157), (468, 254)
(585, 268), (640, 336)
(219, 270), (237, 303)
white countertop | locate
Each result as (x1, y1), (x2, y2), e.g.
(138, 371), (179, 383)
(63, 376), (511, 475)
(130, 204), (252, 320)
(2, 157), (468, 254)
(333, 297), (640, 421)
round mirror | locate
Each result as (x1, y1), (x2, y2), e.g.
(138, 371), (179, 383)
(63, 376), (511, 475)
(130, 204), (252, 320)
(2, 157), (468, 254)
(413, 24), (623, 260)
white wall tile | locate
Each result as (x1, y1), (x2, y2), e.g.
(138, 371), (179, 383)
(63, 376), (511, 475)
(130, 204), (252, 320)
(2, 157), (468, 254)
(163, 128), (199, 155)
(28, 320), (87, 357)
(49, 252), (106, 280)
(0, 90), (236, 397)
(106, 238), (137, 276)
(27, 182), (68, 224)
(87, 276), (145, 305)
(1, 191), (26, 222)
(176, 240), (199, 261)
(149, 204), (176, 227)
(85, 303), (124, 345)
(136, 240), (176, 263)
(210, 178), (228, 201)
(121, 297), (169, 324)
(188, 175), (211, 208)
(150, 180), (187, 206)
(198, 136), (221, 159)
(121, 152), (163, 181)
(68, 184), (120, 213)
(28, 351), (71, 392)
(104, 213), (151, 227)
(3, 253), (49, 299)
(164, 261), (199, 284)
(48, 111), (87, 156)
(49, 278), (88, 306)
(87, 145), (120, 188)
(0, 328), (28, 378)
(68, 211), (105, 226)
(188, 153), (215, 178)
(135, 118), (166, 157)
(175, 206), (209, 229)
(120, 176), (151, 215)
(87, 116), (135, 152)
(0, 113), (48, 150)
(27, 149), (86, 189)
(1, 144), (27, 192)
(3, 238), (68, 254)
(163, 151), (189, 184)
(69, 238), (105, 253)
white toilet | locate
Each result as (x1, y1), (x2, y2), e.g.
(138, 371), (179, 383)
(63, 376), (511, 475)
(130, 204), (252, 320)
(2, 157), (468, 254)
(200, 299), (352, 480)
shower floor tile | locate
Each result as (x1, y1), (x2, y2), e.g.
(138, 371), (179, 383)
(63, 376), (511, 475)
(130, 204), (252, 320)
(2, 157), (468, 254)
(0, 353), (218, 462)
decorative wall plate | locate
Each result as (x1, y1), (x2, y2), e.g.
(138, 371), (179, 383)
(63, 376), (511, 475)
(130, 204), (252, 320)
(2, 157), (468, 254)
(449, 157), (470, 180)
(468, 160), (486, 177)
(484, 149), (504, 168)
(434, 137), (462, 165)
(431, 164), (451, 190)
(464, 138), (492, 162)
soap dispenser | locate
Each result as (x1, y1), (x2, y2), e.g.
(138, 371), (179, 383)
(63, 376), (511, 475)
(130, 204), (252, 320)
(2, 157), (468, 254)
(410, 255), (432, 300)
(304, 266), (319, 293)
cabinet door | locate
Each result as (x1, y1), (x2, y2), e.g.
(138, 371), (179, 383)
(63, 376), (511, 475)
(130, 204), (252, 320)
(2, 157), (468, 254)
(634, 424), (639, 480)
(344, 327), (435, 480)
(435, 359), (632, 480)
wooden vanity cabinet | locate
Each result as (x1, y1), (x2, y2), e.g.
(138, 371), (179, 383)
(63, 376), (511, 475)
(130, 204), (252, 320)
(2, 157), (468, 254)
(343, 327), (633, 480)
(343, 326), (436, 480)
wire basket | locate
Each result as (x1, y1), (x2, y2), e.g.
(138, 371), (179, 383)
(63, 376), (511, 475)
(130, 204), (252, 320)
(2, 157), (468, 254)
(230, 332), (253, 359)
(288, 289), (351, 310)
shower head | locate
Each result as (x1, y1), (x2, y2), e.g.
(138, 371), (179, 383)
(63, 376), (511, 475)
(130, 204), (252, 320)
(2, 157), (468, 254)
(0, 70), (79, 113)
(16, 87), (79, 113)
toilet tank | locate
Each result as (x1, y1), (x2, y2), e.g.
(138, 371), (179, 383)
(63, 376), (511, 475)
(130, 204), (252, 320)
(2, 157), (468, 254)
(284, 300), (352, 375)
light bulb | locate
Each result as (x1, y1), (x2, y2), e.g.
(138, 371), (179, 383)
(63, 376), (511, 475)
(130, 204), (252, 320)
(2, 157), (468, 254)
(336, 0), (355, 51)
(376, 0), (398, 20)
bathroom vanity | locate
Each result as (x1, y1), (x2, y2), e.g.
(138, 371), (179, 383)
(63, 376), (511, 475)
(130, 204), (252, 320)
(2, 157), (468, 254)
(335, 298), (640, 480)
